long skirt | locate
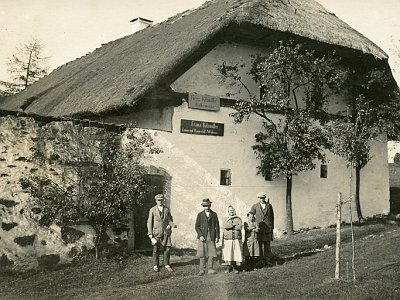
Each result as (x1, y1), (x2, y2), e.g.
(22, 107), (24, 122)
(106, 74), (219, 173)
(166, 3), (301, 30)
(196, 233), (217, 258)
(222, 239), (243, 263)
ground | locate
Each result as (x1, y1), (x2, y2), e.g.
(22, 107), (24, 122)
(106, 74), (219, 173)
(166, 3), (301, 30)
(1, 221), (399, 299)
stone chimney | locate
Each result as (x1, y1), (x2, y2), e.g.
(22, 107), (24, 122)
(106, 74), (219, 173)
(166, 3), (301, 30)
(130, 17), (153, 34)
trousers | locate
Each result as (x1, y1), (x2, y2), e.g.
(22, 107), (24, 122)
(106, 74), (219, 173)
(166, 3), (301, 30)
(153, 244), (171, 266)
(259, 240), (271, 261)
(199, 256), (214, 271)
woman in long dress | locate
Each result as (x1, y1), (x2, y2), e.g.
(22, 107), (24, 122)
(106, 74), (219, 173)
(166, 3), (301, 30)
(222, 206), (243, 273)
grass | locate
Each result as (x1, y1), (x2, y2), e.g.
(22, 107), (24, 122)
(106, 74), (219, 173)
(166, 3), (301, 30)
(1, 221), (399, 300)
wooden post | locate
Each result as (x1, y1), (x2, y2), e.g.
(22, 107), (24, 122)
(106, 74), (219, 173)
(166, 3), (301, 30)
(335, 192), (342, 280)
(349, 197), (356, 281)
(349, 162), (356, 281)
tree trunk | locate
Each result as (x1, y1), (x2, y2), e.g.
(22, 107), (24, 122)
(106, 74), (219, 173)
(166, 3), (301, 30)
(25, 49), (34, 88)
(286, 175), (294, 237)
(127, 210), (135, 252)
(94, 226), (103, 259)
(355, 165), (363, 221)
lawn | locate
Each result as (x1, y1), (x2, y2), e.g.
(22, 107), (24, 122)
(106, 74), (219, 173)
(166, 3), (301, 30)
(1, 221), (399, 300)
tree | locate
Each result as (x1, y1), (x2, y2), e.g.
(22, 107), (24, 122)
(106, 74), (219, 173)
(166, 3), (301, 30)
(6, 38), (49, 93)
(218, 41), (343, 236)
(326, 68), (400, 221)
(21, 123), (161, 258)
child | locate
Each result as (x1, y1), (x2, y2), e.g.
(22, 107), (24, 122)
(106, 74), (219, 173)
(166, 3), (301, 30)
(243, 211), (260, 271)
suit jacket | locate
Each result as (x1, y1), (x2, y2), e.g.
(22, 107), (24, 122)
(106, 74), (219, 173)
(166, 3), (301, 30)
(147, 205), (174, 246)
(195, 210), (220, 242)
(250, 201), (274, 241)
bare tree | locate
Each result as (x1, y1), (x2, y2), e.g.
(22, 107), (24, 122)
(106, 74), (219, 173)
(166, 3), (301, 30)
(7, 38), (49, 92)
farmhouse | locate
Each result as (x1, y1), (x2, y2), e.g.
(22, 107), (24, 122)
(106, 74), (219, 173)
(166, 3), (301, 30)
(0, 0), (396, 269)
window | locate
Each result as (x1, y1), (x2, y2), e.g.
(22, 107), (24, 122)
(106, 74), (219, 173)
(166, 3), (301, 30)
(264, 172), (273, 181)
(320, 165), (328, 178)
(220, 169), (231, 186)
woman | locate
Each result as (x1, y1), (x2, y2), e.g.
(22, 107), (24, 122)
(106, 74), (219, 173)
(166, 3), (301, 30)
(222, 205), (243, 273)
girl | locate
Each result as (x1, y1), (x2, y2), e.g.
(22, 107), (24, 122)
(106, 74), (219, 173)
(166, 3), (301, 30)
(243, 211), (260, 271)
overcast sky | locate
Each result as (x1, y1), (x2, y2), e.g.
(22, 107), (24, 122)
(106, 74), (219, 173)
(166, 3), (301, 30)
(0, 0), (399, 83)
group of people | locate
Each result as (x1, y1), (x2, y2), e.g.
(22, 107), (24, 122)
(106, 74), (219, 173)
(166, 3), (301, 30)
(146, 192), (274, 275)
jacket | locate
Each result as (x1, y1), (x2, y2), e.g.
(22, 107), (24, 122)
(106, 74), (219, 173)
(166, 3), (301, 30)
(195, 210), (220, 242)
(243, 221), (260, 257)
(222, 215), (243, 240)
(250, 201), (274, 241)
(147, 205), (174, 246)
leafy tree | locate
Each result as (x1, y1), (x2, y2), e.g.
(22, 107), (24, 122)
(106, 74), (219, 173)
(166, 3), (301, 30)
(326, 68), (400, 220)
(6, 38), (49, 93)
(21, 123), (161, 258)
(218, 41), (343, 236)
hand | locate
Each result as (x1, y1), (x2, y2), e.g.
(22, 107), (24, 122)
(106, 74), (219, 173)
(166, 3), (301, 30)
(215, 238), (219, 244)
(199, 236), (206, 242)
(166, 225), (171, 230)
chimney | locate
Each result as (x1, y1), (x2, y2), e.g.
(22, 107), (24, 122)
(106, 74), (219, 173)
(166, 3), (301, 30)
(130, 17), (153, 34)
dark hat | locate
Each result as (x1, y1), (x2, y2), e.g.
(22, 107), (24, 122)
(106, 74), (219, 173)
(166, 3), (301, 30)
(154, 194), (164, 201)
(201, 198), (212, 206)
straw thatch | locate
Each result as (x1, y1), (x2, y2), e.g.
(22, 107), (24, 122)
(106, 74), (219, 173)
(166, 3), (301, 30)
(0, 0), (388, 117)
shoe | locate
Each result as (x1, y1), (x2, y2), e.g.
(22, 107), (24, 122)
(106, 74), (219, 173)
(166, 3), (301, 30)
(165, 265), (173, 272)
(225, 269), (231, 274)
(153, 266), (159, 272)
(208, 269), (217, 275)
(198, 270), (205, 276)
(233, 269), (239, 274)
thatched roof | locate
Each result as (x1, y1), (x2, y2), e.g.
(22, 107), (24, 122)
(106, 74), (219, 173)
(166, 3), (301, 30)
(0, 0), (388, 117)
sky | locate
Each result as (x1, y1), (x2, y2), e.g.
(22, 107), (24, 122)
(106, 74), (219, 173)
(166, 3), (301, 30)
(0, 0), (399, 83)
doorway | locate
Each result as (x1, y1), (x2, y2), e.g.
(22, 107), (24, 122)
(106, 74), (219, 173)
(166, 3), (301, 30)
(133, 174), (165, 251)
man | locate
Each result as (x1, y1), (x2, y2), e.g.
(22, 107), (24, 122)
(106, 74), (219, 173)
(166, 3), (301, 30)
(195, 198), (220, 275)
(147, 194), (174, 272)
(250, 192), (274, 267)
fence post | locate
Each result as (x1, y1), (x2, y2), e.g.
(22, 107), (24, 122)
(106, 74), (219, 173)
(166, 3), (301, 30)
(335, 192), (342, 280)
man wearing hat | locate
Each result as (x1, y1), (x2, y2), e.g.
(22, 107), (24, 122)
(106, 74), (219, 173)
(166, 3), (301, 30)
(250, 192), (274, 267)
(195, 198), (220, 275)
(147, 194), (174, 272)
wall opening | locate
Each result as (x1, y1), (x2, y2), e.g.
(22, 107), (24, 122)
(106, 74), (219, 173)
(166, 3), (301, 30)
(127, 166), (171, 251)
(220, 169), (231, 186)
(320, 165), (328, 179)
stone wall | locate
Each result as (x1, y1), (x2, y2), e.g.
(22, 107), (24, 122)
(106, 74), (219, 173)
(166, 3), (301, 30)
(0, 116), (123, 272)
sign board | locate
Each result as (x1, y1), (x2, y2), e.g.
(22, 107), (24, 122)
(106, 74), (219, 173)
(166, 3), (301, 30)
(188, 93), (220, 111)
(180, 119), (224, 136)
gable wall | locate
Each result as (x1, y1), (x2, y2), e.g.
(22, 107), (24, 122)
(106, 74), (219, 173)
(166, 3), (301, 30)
(138, 41), (390, 247)
(171, 41), (346, 114)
